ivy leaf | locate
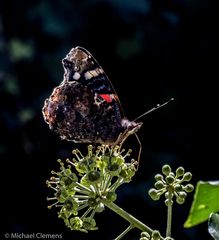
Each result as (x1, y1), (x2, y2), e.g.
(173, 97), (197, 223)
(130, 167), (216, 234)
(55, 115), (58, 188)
(184, 181), (219, 228)
(208, 213), (219, 240)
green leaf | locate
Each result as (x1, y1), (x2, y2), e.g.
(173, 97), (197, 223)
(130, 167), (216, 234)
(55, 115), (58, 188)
(184, 181), (219, 228)
(208, 213), (219, 240)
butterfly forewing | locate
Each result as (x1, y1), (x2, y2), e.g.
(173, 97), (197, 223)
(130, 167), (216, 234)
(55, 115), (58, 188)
(62, 47), (123, 114)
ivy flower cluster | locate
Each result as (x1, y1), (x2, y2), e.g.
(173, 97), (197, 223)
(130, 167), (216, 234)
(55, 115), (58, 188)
(46, 144), (137, 232)
(148, 164), (194, 205)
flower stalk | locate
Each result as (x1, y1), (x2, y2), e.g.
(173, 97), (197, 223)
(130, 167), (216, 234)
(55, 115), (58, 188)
(104, 201), (162, 238)
(166, 188), (173, 237)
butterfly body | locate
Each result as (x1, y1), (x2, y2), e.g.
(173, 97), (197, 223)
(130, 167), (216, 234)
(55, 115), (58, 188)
(43, 46), (142, 145)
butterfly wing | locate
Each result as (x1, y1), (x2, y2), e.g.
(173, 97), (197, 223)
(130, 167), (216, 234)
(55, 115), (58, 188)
(62, 46), (124, 116)
(61, 46), (130, 144)
(43, 46), (142, 144)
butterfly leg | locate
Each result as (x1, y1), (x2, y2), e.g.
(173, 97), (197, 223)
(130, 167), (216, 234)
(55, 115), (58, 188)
(116, 131), (142, 170)
(134, 133), (142, 170)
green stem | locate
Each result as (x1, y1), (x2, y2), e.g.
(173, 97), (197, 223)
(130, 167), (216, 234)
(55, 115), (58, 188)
(166, 190), (173, 237)
(114, 224), (134, 240)
(103, 174), (112, 192)
(103, 201), (164, 240)
(75, 182), (91, 193)
(81, 207), (92, 219)
(108, 177), (123, 192)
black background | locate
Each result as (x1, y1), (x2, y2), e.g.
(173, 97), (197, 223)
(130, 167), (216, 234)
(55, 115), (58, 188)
(0, 0), (218, 239)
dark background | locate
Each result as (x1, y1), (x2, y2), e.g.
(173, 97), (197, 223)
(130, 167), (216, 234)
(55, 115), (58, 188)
(0, 0), (218, 239)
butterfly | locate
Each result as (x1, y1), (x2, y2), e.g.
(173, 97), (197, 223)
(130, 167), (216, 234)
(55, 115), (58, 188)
(42, 46), (143, 146)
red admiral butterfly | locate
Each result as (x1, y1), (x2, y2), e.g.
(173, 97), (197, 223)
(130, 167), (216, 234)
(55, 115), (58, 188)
(42, 46), (143, 145)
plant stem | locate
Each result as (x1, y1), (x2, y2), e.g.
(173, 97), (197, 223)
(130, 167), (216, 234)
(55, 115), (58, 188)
(103, 200), (164, 240)
(166, 190), (173, 237)
(114, 224), (134, 240)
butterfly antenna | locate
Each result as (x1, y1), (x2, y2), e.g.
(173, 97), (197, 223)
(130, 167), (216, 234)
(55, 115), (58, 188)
(133, 98), (174, 122)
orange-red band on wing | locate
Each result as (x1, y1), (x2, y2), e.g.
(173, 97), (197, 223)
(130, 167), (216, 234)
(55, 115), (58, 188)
(99, 94), (113, 103)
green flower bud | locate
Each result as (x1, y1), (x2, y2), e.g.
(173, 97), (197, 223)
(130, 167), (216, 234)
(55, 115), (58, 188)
(174, 184), (183, 192)
(165, 175), (175, 184)
(169, 172), (175, 178)
(165, 191), (173, 199)
(184, 183), (194, 192)
(69, 217), (83, 230)
(141, 232), (150, 238)
(107, 163), (120, 172)
(148, 188), (160, 201)
(70, 172), (79, 181)
(55, 189), (66, 203)
(102, 155), (110, 165)
(63, 174), (77, 188)
(155, 180), (165, 189)
(64, 198), (74, 211)
(83, 217), (97, 230)
(119, 169), (128, 178)
(64, 197), (78, 215)
(183, 172), (192, 181)
(176, 166), (185, 177)
(87, 170), (101, 182)
(65, 168), (72, 175)
(58, 210), (69, 220)
(120, 166), (136, 182)
(59, 187), (69, 199)
(154, 174), (164, 181)
(140, 237), (149, 240)
(176, 196), (185, 204)
(162, 165), (171, 176)
(152, 230), (161, 240)
(111, 156), (124, 165)
(96, 202), (105, 213)
(165, 199), (173, 206)
(106, 192), (117, 202)
(75, 161), (87, 174)
(178, 191), (187, 199)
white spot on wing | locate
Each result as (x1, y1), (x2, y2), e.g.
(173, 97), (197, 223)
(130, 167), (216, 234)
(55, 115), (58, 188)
(89, 69), (98, 77)
(84, 68), (103, 80)
(73, 72), (81, 80)
(84, 71), (93, 80)
(99, 68), (104, 74)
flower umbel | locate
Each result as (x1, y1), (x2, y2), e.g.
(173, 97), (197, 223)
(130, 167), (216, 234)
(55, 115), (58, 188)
(148, 164), (194, 204)
(148, 164), (194, 238)
(46, 144), (137, 232)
